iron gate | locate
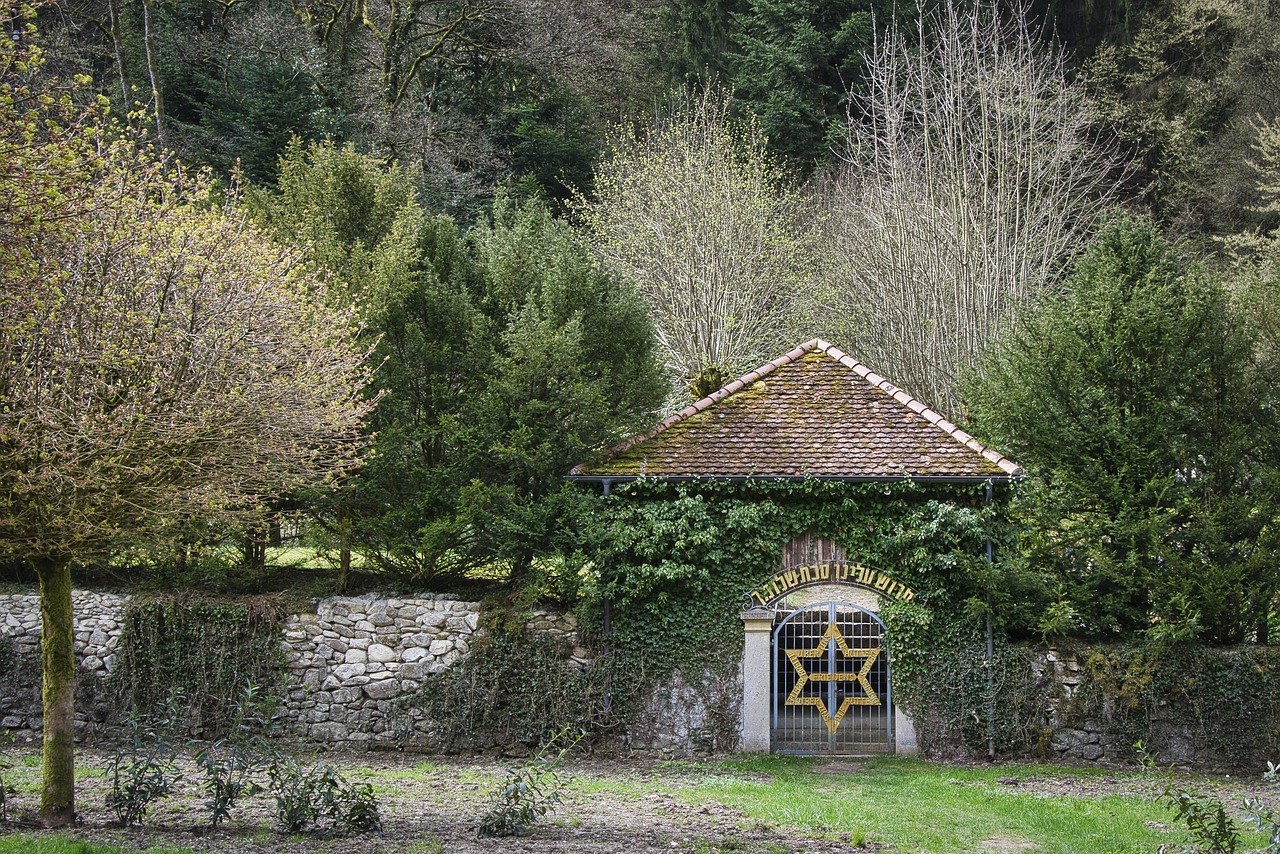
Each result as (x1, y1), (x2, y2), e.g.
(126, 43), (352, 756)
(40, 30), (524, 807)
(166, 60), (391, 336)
(771, 602), (892, 754)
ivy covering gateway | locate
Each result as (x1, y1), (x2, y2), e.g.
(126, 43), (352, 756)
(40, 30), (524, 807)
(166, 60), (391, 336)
(589, 477), (1037, 755)
(568, 338), (1027, 753)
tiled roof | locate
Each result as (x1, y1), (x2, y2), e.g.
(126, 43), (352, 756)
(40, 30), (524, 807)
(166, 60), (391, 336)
(571, 339), (1020, 480)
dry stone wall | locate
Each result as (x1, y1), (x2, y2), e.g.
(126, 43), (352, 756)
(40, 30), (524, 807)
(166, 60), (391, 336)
(625, 666), (742, 756)
(1030, 650), (1111, 762)
(1026, 648), (1230, 768)
(0, 589), (582, 750)
(0, 591), (127, 733)
(0, 590), (1251, 766)
(280, 593), (482, 746)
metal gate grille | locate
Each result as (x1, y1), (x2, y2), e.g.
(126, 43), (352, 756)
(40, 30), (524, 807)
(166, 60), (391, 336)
(771, 602), (892, 754)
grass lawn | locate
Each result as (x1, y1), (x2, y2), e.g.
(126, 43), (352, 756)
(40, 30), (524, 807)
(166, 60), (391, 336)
(706, 756), (1196, 852)
(263, 545), (371, 570)
(1, 749), (1268, 853)
(574, 754), (1266, 853)
(0, 837), (193, 854)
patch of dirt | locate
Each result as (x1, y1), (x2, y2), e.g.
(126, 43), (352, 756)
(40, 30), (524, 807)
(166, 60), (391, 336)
(975, 839), (1040, 853)
(812, 760), (867, 775)
(3, 747), (859, 853)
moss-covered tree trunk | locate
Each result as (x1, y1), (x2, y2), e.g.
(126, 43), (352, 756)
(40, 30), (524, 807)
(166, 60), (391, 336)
(35, 555), (75, 827)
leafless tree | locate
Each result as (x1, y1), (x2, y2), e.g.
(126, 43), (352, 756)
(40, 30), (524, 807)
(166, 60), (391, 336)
(576, 87), (820, 394)
(818, 0), (1120, 418)
(511, 0), (656, 109)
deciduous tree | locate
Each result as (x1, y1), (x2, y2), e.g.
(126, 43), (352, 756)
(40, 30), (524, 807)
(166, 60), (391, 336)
(0, 18), (375, 821)
(575, 87), (818, 395)
(820, 0), (1117, 418)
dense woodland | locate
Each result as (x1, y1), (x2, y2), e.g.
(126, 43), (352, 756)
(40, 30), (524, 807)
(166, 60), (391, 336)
(30, 0), (1280, 232)
(11, 0), (1280, 823)
(8, 0), (1280, 652)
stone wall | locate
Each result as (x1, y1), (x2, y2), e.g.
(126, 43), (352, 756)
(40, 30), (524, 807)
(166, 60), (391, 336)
(0, 590), (128, 734)
(1028, 647), (1236, 769)
(0, 589), (581, 750)
(280, 593), (482, 747)
(1030, 649), (1110, 762)
(0, 590), (1259, 766)
(626, 667), (742, 756)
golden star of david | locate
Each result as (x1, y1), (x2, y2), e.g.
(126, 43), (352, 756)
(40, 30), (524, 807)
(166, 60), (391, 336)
(785, 623), (882, 734)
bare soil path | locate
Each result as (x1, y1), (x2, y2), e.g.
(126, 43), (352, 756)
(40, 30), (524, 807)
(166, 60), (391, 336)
(4, 747), (860, 853)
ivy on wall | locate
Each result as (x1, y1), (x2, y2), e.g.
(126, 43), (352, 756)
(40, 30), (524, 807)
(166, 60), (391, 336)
(111, 596), (285, 735)
(399, 631), (624, 751)
(880, 600), (1048, 756)
(881, 633), (1280, 766)
(1069, 645), (1280, 768)
(590, 478), (1004, 731)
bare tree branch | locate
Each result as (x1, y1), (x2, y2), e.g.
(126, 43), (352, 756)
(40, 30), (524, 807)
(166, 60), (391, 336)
(818, 0), (1121, 418)
(577, 88), (820, 392)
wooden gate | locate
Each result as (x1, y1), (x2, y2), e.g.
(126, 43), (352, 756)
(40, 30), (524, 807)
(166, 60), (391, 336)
(771, 602), (892, 754)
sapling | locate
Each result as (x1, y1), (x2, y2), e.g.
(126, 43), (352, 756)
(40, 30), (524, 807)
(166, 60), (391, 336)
(104, 693), (184, 826)
(477, 726), (583, 838)
(194, 681), (282, 827)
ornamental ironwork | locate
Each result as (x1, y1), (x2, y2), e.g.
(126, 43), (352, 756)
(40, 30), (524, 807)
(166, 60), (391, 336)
(771, 601), (892, 755)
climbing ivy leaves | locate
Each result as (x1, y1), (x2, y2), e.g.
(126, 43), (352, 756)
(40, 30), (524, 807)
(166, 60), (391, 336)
(593, 479), (1005, 681)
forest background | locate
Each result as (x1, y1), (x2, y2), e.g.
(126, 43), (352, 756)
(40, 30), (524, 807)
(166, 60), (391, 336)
(9, 0), (1280, 656)
(13, 0), (1280, 826)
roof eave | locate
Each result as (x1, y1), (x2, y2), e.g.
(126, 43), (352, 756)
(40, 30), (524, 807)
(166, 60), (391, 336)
(566, 473), (1022, 486)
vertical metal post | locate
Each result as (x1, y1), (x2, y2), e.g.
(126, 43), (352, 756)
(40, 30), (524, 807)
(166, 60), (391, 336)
(985, 482), (996, 761)
(826, 604), (836, 750)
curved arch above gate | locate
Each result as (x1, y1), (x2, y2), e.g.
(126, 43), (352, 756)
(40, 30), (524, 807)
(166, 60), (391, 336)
(747, 561), (916, 609)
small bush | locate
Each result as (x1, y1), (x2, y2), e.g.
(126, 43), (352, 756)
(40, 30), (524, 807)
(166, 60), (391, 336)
(267, 758), (381, 834)
(104, 694), (183, 826)
(1138, 741), (1280, 854)
(477, 727), (581, 838)
(1242, 762), (1280, 853)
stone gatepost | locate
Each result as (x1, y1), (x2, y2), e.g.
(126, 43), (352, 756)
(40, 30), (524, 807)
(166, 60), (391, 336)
(740, 608), (774, 752)
(894, 705), (918, 754)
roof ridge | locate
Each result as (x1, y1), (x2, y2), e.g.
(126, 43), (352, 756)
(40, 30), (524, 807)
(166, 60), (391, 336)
(811, 339), (1022, 477)
(569, 342), (823, 474)
(569, 339), (1021, 478)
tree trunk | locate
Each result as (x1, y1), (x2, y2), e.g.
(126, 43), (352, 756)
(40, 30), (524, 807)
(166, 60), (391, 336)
(509, 549), (534, 589)
(140, 0), (164, 143)
(35, 555), (75, 827)
(338, 507), (351, 594)
(106, 0), (130, 109)
(242, 527), (267, 574)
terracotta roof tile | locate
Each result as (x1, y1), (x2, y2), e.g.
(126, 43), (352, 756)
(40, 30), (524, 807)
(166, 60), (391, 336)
(571, 339), (1020, 480)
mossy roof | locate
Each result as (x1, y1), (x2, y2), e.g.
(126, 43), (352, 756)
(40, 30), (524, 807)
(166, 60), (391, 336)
(570, 339), (1020, 481)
